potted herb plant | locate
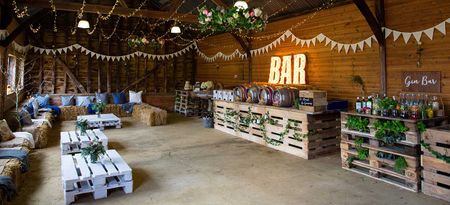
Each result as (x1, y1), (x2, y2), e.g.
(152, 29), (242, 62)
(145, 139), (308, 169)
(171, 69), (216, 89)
(373, 120), (408, 145)
(92, 101), (106, 118)
(81, 140), (106, 163)
(378, 98), (397, 117)
(202, 111), (214, 128)
(76, 119), (89, 136)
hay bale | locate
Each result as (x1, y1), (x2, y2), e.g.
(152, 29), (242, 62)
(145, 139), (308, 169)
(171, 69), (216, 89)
(34, 124), (50, 149)
(132, 104), (167, 126)
(59, 106), (88, 121)
(0, 158), (22, 188)
(104, 104), (130, 117)
(40, 112), (53, 122)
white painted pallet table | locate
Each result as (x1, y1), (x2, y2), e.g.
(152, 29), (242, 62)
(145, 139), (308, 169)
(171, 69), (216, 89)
(77, 113), (122, 130)
(60, 129), (108, 155)
(61, 149), (133, 205)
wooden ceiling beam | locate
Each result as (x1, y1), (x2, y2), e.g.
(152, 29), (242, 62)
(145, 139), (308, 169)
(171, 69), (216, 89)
(0, 9), (49, 47)
(169, 0), (184, 13)
(118, 0), (128, 8)
(352, 0), (384, 45)
(23, 1), (198, 23)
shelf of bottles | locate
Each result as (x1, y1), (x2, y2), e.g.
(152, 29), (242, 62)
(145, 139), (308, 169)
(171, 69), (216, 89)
(341, 92), (447, 192)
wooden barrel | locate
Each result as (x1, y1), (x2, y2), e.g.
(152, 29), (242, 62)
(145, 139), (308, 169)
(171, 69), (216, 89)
(272, 87), (297, 107)
(246, 84), (263, 103)
(258, 85), (276, 105)
(233, 84), (249, 102)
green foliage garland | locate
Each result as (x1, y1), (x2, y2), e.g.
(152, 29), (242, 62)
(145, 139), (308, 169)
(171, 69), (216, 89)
(345, 116), (370, 133)
(373, 120), (408, 144)
(421, 141), (450, 164)
(376, 151), (408, 173)
(198, 6), (266, 32)
(417, 121), (427, 134)
(377, 97), (398, 110)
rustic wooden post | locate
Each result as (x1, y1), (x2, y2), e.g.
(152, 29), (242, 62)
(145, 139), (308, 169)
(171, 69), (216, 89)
(97, 34), (102, 93)
(106, 41), (111, 93)
(0, 47), (8, 119)
(52, 31), (57, 94)
(376, 0), (386, 95)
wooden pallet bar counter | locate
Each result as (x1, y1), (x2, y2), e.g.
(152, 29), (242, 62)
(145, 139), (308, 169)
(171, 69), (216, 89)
(213, 100), (341, 159)
(340, 111), (447, 192)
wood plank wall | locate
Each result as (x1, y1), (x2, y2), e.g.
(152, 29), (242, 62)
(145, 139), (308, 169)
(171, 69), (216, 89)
(26, 14), (196, 97)
(197, 0), (450, 115)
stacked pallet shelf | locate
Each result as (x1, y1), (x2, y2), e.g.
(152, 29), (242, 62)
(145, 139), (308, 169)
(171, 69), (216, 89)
(422, 125), (450, 202)
(214, 100), (341, 160)
(174, 90), (200, 117)
(340, 111), (447, 192)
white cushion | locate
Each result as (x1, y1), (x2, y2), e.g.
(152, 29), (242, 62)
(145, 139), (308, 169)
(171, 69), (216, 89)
(129, 90), (143, 104)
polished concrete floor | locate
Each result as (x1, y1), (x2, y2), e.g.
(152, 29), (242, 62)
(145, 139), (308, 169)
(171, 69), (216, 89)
(14, 114), (449, 205)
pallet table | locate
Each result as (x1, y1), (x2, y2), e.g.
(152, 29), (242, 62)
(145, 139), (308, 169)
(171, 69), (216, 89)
(61, 149), (133, 205)
(340, 111), (447, 192)
(213, 100), (341, 160)
(77, 113), (122, 130)
(60, 129), (108, 155)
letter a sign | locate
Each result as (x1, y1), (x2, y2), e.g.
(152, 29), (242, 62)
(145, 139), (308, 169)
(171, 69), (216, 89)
(268, 54), (306, 84)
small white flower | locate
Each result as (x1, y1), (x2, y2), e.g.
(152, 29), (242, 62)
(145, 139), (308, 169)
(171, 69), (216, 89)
(254, 8), (262, 17)
(233, 13), (239, 19)
(244, 12), (250, 18)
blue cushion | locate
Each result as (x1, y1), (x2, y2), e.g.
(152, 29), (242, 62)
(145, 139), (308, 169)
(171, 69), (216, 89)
(112, 92), (126, 104)
(35, 94), (50, 108)
(60, 95), (74, 106)
(95, 92), (108, 104)
(75, 96), (94, 107)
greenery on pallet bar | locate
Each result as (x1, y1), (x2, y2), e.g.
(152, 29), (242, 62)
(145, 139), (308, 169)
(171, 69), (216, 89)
(421, 141), (450, 164)
(345, 116), (370, 133)
(376, 151), (408, 173)
(347, 138), (369, 165)
(222, 107), (312, 146)
(417, 121), (427, 134)
(373, 120), (408, 145)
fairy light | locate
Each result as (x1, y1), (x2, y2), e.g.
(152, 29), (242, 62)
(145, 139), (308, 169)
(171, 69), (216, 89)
(49, 0), (58, 32)
(99, 0), (120, 21)
(99, 16), (121, 40)
(29, 24), (41, 33)
(12, 0), (29, 18)
(87, 15), (101, 35)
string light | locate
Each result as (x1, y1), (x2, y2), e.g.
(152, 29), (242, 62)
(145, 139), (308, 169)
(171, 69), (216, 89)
(49, 0), (58, 32)
(98, 0), (120, 21)
(99, 16), (121, 40)
(29, 24), (41, 33)
(12, 0), (29, 18)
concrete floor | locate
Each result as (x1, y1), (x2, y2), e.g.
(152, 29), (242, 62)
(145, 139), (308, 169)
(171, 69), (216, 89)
(13, 114), (449, 205)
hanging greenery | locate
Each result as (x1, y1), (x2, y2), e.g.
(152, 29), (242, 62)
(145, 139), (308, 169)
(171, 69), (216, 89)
(198, 6), (267, 32)
(373, 120), (408, 145)
(345, 116), (370, 133)
(376, 151), (408, 173)
(354, 138), (369, 160)
(421, 141), (450, 164)
(128, 36), (163, 49)
(417, 121), (427, 134)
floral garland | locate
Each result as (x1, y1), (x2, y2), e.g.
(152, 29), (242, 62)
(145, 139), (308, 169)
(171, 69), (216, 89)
(128, 36), (164, 49)
(198, 6), (266, 32)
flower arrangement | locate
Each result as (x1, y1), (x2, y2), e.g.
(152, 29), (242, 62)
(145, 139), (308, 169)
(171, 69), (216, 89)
(81, 140), (106, 163)
(128, 36), (164, 49)
(76, 119), (89, 136)
(198, 6), (266, 32)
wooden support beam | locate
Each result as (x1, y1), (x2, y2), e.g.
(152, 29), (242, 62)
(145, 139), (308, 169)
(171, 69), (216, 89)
(55, 57), (87, 93)
(24, 1), (198, 23)
(118, 0), (128, 8)
(106, 41), (111, 93)
(0, 9), (48, 47)
(352, 0), (384, 45)
(169, 0), (184, 13)
(0, 47), (7, 119)
(87, 34), (92, 93)
(97, 35), (101, 92)
(375, 0), (386, 95)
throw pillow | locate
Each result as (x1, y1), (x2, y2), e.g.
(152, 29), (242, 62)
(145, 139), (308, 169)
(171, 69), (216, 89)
(129, 90), (143, 104)
(60, 95), (74, 106)
(19, 110), (33, 126)
(35, 94), (50, 108)
(31, 98), (39, 119)
(112, 92), (126, 104)
(0, 120), (15, 142)
(75, 96), (94, 107)
(95, 92), (108, 104)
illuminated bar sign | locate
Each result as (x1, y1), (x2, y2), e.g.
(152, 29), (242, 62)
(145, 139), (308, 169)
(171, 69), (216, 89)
(268, 54), (306, 84)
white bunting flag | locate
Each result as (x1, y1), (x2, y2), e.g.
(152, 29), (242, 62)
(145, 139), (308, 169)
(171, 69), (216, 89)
(447, 18), (450, 23)
(365, 38), (372, 48)
(280, 34), (285, 41)
(33, 47), (39, 52)
(357, 41), (365, 51)
(402, 32), (412, 44)
(306, 40), (311, 47)
(73, 44), (81, 49)
(317, 33), (326, 43)
(351, 44), (357, 53)
(68, 46), (73, 52)
(384, 28), (392, 39)
(295, 38), (301, 45)
(412, 31), (422, 42)
(331, 41), (337, 50)
(372, 35), (378, 42)
(95, 53), (100, 59)
(325, 38), (331, 46)
(344, 44), (350, 54)
(311, 38), (316, 46)
(301, 40), (306, 47)
(424, 28), (434, 40)
(435, 22), (446, 35)
(101, 55), (106, 60)
(393, 31), (401, 41)
(337, 43), (343, 52)
(291, 35), (296, 42)
(45, 49), (51, 55)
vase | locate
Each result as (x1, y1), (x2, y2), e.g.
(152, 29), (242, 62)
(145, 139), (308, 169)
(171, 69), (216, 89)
(96, 112), (101, 118)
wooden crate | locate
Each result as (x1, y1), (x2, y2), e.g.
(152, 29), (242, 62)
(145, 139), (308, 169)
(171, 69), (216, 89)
(421, 125), (450, 202)
(340, 111), (446, 192)
(299, 90), (327, 113)
(214, 100), (341, 159)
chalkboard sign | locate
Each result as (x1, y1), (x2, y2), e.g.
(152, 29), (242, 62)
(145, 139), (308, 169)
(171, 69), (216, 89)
(402, 71), (441, 93)
(300, 97), (314, 106)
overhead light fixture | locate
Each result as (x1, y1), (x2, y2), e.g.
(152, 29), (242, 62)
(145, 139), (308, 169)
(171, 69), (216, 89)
(77, 19), (90, 29)
(234, 1), (248, 10)
(170, 26), (181, 34)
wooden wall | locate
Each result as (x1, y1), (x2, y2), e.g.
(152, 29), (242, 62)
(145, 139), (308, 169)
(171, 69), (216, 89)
(197, 0), (450, 114)
(26, 14), (196, 100)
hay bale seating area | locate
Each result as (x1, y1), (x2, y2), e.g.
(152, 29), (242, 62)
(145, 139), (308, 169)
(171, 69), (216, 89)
(132, 104), (167, 126)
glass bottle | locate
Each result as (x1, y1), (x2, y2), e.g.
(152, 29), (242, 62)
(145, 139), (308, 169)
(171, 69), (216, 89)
(356, 97), (362, 113)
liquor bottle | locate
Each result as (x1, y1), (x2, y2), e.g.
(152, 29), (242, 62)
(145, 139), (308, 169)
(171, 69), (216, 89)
(372, 94), (379, 115)
(356, 97), (362, 113)
(366, 96), (373, 114)
(362, 97), (366, 113)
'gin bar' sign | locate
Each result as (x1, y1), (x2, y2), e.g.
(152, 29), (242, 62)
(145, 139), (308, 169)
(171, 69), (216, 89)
(402, 71), (441, 93)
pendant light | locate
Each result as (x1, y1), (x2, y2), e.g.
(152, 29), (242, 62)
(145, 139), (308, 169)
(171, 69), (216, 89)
(234, 1), (248, 10)
(170, 26), (181, 34)
(77, 19), (90, 29)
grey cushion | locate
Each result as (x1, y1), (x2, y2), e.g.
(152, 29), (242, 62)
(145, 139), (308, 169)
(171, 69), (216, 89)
(95, 92), (108, 104)
(19, 110), (33, 126)
(61, 95), (74, 106)
(75, 96), (94, 107)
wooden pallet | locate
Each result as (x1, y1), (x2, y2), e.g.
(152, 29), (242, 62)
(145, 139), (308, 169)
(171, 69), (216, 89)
(421, 125), (450, 202)
(60, 129), (108, 155)
(214, 100), (341, 159)
(175, 90), (202, 117)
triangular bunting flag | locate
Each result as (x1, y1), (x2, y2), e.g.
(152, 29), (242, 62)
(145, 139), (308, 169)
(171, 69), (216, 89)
(337, 44), (343, 52)
(384, 28), (392, 39)
(101, 55), (106, 60)
(436, 22), (446, 35)
(372, 35), (378, 42)
(357, 41), (365, 51)
(45, 49), (51, 55)
(317, 34), (326, 43)
(306, 40), (311, 47)
(264, 46), (269, 53)
(393, 31), (401, 41)
(95, 53), (100, 59)
(412, 31), (422, 42)
(73, 44), (81, 49)
(280, 34), (285, 41)
(295, 38), (301, 45)
(331, 41), (337, 50)
(291, 35), (296, 42)
(325, 38), (331, 46)
(33, 47), (39, 52)
(402, 32), (412, 44)
(39, 49), (44, 54)
(344, 44), (350, 54)
(351, 44), (357, 53)
(90, 52), (95, 57)
(424, 28), (434, 40)
(301, 40), (306, 47)
(311, 38), (316, 46)
(284, 30), (292, 38)
(81, 47), (86, 52)
(446, 18), (450, 23)
(275, 38), (281, 45)
(365, 38), (372, 47)
(68, 46), (73, 52)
